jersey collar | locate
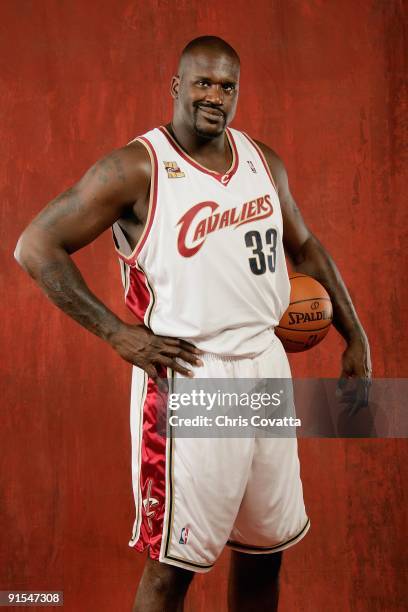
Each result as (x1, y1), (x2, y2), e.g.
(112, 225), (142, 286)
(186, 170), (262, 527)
(159, 125), (239, 186)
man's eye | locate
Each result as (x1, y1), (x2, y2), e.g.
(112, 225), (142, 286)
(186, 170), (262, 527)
(198, 81), (210, 87)
(223, 84), (235, 92)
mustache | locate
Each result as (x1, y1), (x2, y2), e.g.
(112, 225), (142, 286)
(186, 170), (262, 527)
(194, 103), (225, 118)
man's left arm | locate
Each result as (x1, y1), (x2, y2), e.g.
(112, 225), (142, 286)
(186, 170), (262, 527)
(257, 141), (372, 412)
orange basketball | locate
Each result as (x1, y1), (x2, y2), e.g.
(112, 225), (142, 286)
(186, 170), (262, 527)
(276, 274), (333, 353)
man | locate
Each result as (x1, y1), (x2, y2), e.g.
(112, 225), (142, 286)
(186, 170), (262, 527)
(15, 36), (371, 611)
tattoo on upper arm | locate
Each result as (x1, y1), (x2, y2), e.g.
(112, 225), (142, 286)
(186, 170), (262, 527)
(32, 153), (127, 230)
(32, 189), (82, 230)
(113, 154), (126, 183)
(95, 154), (126, 185)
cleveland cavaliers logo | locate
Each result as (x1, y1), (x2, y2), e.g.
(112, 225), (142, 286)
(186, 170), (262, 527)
(177, 194), (274, 257)
(142, 479), (160, 532)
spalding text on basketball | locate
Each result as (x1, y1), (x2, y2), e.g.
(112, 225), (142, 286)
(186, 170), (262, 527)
(288, 310), (331, 325)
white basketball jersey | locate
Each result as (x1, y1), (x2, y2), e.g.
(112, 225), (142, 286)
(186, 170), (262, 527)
(112, 125), (290, 357)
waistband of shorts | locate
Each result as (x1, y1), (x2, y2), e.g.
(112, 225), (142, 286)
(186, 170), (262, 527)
(200, 328), (279, 362)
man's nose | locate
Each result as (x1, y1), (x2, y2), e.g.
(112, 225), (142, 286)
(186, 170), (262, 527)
(204, 84), (223, 105)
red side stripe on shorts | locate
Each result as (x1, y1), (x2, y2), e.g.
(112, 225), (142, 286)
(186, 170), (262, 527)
(133, 369), (168, 559)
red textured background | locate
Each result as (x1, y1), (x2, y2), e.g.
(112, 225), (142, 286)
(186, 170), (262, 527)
(1, 1), (407, 610)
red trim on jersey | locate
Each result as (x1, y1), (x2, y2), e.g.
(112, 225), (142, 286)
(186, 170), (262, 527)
(133, 370), (168, 559)
(241, 132), (279, 195)
(125, 266), (151, 324)
(115, 135), (158, 265)
(159, 125), (239, 186)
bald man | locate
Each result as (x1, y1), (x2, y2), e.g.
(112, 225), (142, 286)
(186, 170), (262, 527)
(15, 36), (371, 611)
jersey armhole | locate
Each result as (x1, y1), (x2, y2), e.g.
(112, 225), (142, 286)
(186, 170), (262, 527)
(112, 135), (159, 266)
(241, 132), (279, 196)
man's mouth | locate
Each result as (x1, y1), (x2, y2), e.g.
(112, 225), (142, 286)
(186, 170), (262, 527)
(197, 105), (224, 119)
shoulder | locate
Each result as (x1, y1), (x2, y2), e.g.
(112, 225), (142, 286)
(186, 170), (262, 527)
(68, 137), (154, 215)
(250, 138), (288, 191)
(235, 130), (288, 192)
(92, 138), (152, 199)
(118, 138), (152, 179)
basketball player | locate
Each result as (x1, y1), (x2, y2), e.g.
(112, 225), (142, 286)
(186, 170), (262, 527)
(15, 37), (371, 611)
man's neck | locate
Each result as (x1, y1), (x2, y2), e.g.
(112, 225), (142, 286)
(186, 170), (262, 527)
(166, 121), (227, 159)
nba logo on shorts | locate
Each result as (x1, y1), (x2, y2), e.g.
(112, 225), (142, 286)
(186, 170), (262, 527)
(179, 527), (189, 544)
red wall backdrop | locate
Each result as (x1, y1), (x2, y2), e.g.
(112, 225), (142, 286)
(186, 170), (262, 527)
(1, 1), (406, 610)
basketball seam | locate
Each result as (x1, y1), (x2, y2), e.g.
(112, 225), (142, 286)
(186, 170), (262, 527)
(287, 297), (331, 306)
(276, 323), (332, 332)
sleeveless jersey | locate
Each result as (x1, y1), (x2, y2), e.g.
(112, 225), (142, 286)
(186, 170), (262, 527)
(112, 126), (290, 357)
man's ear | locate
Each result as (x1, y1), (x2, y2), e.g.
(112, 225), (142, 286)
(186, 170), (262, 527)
(170, 75), (180, 99)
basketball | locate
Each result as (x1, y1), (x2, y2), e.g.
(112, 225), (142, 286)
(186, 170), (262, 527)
(276, 274), (333, 352)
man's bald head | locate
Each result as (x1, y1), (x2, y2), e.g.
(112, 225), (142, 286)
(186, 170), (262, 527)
(178, 36), (240, 76)
(171, 36), (240, 138)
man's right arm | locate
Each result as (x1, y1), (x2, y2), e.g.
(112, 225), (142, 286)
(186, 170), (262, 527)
(14, 142), (203, 379)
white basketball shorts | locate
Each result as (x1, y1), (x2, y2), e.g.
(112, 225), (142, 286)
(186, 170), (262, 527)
(128, 332), (310, 572)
